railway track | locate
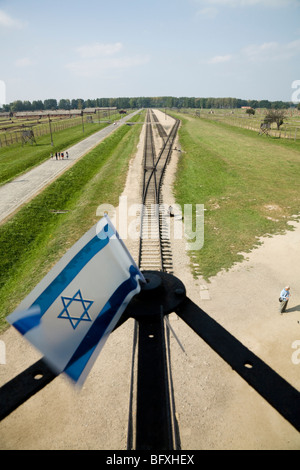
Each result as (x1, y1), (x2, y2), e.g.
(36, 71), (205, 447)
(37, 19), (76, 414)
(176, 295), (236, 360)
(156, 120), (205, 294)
(128, 109), (181, 450)
(138, 109), (180, 274)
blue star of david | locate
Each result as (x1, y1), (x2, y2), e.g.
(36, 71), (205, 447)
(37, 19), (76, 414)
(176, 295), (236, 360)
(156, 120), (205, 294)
(57, 290), (94, 330)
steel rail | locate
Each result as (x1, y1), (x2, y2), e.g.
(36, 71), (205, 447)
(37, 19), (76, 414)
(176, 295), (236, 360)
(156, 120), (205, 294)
(138, 109), (161, 269)
(138, 110), (179, 273)
(129, 110), (181, 450)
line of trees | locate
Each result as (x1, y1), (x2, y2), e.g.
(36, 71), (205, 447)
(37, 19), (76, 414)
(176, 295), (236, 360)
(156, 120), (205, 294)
(1, 96), (298, 113)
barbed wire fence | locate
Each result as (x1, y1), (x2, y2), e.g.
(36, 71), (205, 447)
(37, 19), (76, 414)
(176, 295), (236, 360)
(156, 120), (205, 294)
(0, 110), (118, 148)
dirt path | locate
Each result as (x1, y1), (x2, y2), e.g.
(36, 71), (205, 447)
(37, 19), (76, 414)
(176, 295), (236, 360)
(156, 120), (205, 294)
(1, 110), (300, 450)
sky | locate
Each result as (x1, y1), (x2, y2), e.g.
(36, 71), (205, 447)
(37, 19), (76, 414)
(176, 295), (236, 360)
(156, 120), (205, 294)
(0, 0), (300, 104)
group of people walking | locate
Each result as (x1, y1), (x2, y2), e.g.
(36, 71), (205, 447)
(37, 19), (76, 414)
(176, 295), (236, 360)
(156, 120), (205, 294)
(50, 151), (69, 160)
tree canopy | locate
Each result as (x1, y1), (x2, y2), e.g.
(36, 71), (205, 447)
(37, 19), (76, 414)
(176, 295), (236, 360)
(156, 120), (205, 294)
(0, 96), (295, 113)
(264, 109), (286, 130)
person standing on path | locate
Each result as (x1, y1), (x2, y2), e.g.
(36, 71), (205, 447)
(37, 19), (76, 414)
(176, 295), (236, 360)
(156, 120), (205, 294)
(279, 286), (291, 314)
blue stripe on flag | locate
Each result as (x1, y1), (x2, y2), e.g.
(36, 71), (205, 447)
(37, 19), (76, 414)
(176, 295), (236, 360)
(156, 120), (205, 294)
(63, 265), (140, 383)
(12, 223), (114, 335)
(10, 307), (41, 336)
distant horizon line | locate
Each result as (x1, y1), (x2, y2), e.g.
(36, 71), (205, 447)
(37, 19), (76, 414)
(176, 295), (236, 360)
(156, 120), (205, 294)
(1, 95), (296, 110)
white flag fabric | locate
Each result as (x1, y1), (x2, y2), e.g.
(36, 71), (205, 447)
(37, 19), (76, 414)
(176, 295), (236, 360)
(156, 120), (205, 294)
(7, 215), (145, 386)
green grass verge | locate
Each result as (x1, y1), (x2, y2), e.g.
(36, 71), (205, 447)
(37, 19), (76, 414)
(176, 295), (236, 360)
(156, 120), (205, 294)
(0, 113), (122, 186)
(0, 111), (144, 332)
(173, 114), (300, 280)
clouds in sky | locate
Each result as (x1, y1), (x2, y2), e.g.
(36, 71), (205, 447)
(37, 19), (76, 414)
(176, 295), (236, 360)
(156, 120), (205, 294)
(0, 9), (24, 29)
(14, 57), (35, 68)
(66, 41), (150, 78)
(208, 54), (232, 64)
(195, 0), (299, 17)
(0, 0), (299, 101)
(207, 38), (300, 66)
(77, 42), (123, 59)
(242, 39), (300, 62)
(196, 0), (298, 8)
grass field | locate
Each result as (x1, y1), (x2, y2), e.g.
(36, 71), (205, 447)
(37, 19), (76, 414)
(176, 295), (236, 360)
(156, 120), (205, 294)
(179, 107), (300, 140)
(173, 114), (300, 280)
(0, 111), (144, 332)
(0, 120), (118, 186)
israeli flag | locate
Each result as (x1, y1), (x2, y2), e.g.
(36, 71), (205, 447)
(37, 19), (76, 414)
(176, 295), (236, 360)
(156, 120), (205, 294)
(7, 215), (145, 386)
